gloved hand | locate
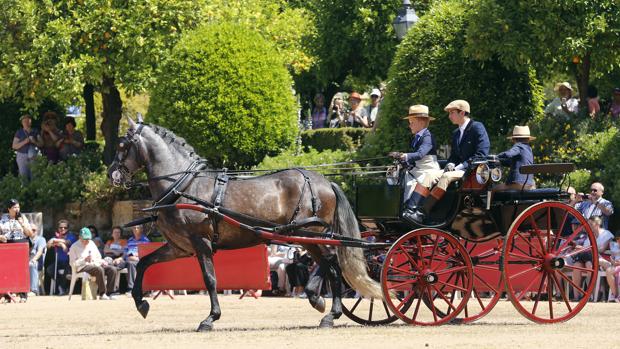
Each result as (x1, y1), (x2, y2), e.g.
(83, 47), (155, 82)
(444, 162), (456, 172)
(388, 152), (402, 159)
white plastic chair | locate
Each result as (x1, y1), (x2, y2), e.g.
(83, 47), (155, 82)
(68, 264), (98, 300)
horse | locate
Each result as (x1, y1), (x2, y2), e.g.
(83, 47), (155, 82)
(108, 117), (383, 331)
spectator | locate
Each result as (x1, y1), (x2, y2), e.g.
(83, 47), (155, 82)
(268, 245), (293, 295)
(571, 216), (614, 300)
(566, 186), (578, 207)
(327, 92), (346, 128)
(576, 182), (614, 229)
(604, 232), (620, 302)
(608, 87), (620, 119)
(493, 126), (536, 191)
(0, 199), (33, 302)
(587, 85), (600, 118)
(347, 92), (370, 128)
(69, 227), (118, 300)
(28, 224), (46, 296)
(311, 93), (328, 129)
(12, 114), (39, 180)
(103, 226), (128, 271)
(285, 248), (313, 298)
(45, 219), (77, 295)
(88, 225), (104, 257)
(544, 82), (579, 121)
(36, 111), (61, 163)
(125, 225), (150, 295)
(367, 88), (381, 128)
(58, 117), (84, 160)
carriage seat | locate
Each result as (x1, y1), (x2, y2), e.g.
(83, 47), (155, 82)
(492, 188), (567, 202)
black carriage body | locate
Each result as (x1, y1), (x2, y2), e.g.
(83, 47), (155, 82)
(355, 162), (571, 242)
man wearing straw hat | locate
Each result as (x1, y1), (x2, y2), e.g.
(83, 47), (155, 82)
(389, 105), (441, 224)
(493, 125), (536, 191)
(409, 99), (490, 223)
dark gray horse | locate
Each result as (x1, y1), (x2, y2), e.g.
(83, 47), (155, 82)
(108, 118), (382, 331)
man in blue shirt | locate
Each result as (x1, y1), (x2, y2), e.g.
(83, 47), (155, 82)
(576, 182), (614, 229)
(45, 219), (77, 295)
(125, 225), (150, 295)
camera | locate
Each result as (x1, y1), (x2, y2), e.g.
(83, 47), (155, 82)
(15, 211), (21, 219)
(580, 193), (589, 200)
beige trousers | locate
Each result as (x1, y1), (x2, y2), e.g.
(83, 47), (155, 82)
(421, 170), (464, 190)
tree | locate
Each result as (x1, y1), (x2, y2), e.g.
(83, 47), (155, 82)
(465, 0), (620, 107)
(148, 23), (298, 168)
(0, 0), (205, 164)
(363, 0), (544, 157)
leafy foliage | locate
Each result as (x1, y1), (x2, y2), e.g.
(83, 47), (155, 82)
(301, 128), (370, 152)
(148, 23), (298, 168)
(363, 0), (544, 158)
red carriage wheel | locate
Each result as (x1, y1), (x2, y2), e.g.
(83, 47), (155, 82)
(455, 238), (504, 323)
(381, 228), (474, 326)
(502, 201), (598, 324)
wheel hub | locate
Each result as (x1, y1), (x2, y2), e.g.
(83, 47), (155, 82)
(544, 254), (564, 270)
(422, 271), (438, 284)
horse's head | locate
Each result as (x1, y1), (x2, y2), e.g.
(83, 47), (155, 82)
(108, 117), (147, 187)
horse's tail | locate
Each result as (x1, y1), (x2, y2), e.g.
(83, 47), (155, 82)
(331, 182), (383, 299)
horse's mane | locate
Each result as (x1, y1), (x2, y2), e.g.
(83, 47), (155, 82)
(148, 124), (203, 162)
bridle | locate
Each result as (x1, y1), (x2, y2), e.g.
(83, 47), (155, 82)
(111, 123), (145, 188)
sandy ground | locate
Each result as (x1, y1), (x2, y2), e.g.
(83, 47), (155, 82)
(0, 294), (618, 349)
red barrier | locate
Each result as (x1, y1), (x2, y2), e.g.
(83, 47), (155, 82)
(0, 243), (30, 293)
(139, 243), (271, 291)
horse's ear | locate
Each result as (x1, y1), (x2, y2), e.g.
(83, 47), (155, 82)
(127, 115), (137, 130)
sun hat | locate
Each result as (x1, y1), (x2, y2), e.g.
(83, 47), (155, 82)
(370, 88), (382, 98)
(19, 114), (32, 121)
(349, 92), (362, 101)
(402, 104), (435, 121)
(79, 227), (92, 240)
(507, 125), (536, 140)
(554, 82), (573, 92)
(444, 100), (470, 113)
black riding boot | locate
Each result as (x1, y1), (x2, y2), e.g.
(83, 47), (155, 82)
(402, 191), (427, 225)
(410, 187), (446, 223)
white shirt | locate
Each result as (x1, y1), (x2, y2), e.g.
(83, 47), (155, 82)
(583, 229), (614, 253)
(544, 97), (579, 119)
(458, 118), (470, 144)
(69, 240), (104, 271)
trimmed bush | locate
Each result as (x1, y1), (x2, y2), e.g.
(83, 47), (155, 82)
(149, 22), (298, 168)
(362, 0), (544, 158)
(301, 127), (370, 152)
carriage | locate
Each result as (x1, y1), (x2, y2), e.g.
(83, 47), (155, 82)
(110, 119), (599, 330)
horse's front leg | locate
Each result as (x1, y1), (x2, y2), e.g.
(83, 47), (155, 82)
(191, 237), (221, 332)
(132, 243), (177, 319)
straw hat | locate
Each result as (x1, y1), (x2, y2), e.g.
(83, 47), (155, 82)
(402, 104), (435, 121)
(349, 92), (362, 101)
(444, 99), (470, 113)
(554, 82), (573, 92)
(507, 125), (536, 140)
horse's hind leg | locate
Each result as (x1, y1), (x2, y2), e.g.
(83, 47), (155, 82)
(132, 243), (177, 318)
(191, 237), (221, 332)
(306, 254), (343, 328)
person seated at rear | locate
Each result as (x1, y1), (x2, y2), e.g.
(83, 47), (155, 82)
(285, 248), (313, 298)
(28, 224), (46, 296)
(45, 219), (77, 296)
(570, 216), (613, 301)
(268, 244), (293, 295)
(0, 199), (34, 302)
(69, 227), (118, 300)
(492, 125), (536, 191)
(104, 226), (128, 272)
(604, 232), (620, 302)
(124, 225), (150, 295)
(409, 100), (490, 223)
(388, 105), (441, 225)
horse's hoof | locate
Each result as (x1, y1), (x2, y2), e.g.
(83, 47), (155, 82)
(319, 316), (334, 328)
(311, 297), (326, 313)
(196, 321), (213, 332)
(137, 300), (150, 319)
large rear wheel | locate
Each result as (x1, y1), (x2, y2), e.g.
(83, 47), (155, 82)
(502, 201), (598, 323)
(381, 229), (474, 326)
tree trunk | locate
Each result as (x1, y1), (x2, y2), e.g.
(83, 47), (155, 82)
(575, 52), (591, 110)
(83, 83), (96, 141)
(101, 77), (123, 165)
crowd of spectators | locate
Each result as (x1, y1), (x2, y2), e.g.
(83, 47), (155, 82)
(545, 81), (620, 121)
(306, 87), (384, 130)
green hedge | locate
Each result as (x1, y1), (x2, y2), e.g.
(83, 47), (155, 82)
(149, 22), (298, 168)
(301, 127), (370, 152)
(361, 0), (544, 158)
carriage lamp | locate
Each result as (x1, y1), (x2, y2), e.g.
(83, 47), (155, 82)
(475, 164), (490, 185)
(490, 167), (502, 182)
(392, 0), (419, 40)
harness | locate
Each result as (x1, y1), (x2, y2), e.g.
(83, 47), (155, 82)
(209, 171), (230, 250)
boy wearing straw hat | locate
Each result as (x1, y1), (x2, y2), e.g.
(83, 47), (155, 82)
(544, 82), (579, 120)
(389, 105), (441, 225)
(493, 125), (536, 191)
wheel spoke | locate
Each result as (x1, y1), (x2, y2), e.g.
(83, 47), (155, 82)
(550, 271), (572, 312)
(368, 298), (374, 322)
(386, 278), (418, 290)
(398, 244), (422, 270)
(562, 246), (594, 260)
(553, 210), (570, 250)
(508, 251), (542, 263)
(415, 236), (427, 269)
(556, 270), (587, 296)
(431, 284), (457, 312)
(349, 297), (363, 313)
(515, 272), (542, 302)
(382, 300), (391, 318)
(546, 207), (552, 252)
(507, 265), (540, 281)
(531, 272), (548, 315)
(474, 272), (501, 293)
(429, 237), (440, 266)
(386, 264), (418, 276)
(435, 265), (468, 276)
(564, 262), (595, 274)
(425, 286), (439, 323)
(546, 272), (554, 319)
(528, 215), (547, 253)
(436, 279), (469, 292)
(513, 230), (544, 257)
(396, 289), (416, 311)
(556, 225), (585, 253)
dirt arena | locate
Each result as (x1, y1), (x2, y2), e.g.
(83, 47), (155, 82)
(0, 294), (617, 349)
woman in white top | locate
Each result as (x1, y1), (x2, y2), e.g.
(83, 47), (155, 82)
(0, 199), (33, 243)
(571, 216), (613, 297)
(604, 233), (620, 302)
